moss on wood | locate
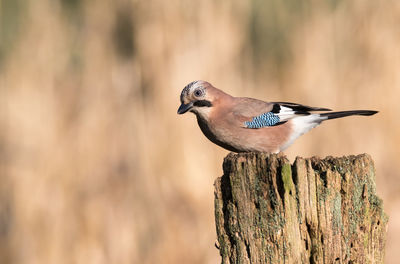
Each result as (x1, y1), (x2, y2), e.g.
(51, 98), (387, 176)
(214, 153), (388, 263)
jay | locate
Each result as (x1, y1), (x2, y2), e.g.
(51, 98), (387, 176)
(177, 81), (378, 153)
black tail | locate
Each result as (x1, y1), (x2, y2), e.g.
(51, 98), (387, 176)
(320, 110), (378, 120)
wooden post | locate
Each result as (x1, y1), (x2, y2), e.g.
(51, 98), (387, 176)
(214, 153), (388, 264)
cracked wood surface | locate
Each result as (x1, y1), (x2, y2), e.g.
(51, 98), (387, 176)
(214, 153), (388, 264)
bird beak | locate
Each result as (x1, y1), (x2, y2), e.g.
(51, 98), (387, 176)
(177, 102), (193, 114)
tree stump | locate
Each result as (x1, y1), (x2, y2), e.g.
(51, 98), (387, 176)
(214, 153), (388, 264)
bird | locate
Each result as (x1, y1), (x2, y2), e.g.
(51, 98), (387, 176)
(177, 80), (378, 153)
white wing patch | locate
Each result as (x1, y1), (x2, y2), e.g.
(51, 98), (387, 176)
(274, 106), (297, 121)
(279, 114), (328, 151)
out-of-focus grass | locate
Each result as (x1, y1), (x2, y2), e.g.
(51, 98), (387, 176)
(0, 0), (399, 263)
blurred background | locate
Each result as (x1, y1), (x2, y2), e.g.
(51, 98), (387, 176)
(0, 0), (399, 263)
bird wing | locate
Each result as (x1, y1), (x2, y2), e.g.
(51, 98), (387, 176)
(230, 97), (273, 117)
(233, 100), (331, 129)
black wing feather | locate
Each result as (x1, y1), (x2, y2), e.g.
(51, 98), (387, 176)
(271, 102), (332, 114)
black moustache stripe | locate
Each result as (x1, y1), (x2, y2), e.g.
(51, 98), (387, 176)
(193, 100), (213, 107)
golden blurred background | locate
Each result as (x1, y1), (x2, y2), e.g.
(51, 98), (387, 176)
(1, 0), (399, 263)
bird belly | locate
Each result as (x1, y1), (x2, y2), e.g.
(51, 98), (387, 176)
(196, 116), (292, 153)
(196, 116), (242, 152)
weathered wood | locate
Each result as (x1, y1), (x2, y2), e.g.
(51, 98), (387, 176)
(214, 153), (388, 264)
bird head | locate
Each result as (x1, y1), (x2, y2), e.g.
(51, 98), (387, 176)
(177, 80), (214, 116)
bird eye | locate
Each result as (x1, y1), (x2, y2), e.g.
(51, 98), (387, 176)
(194, 89), (203, 97)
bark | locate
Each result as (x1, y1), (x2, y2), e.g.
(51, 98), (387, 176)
(214, 153), (388, 264)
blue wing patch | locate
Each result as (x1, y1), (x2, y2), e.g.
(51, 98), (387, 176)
(244, 112), (281, 128)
